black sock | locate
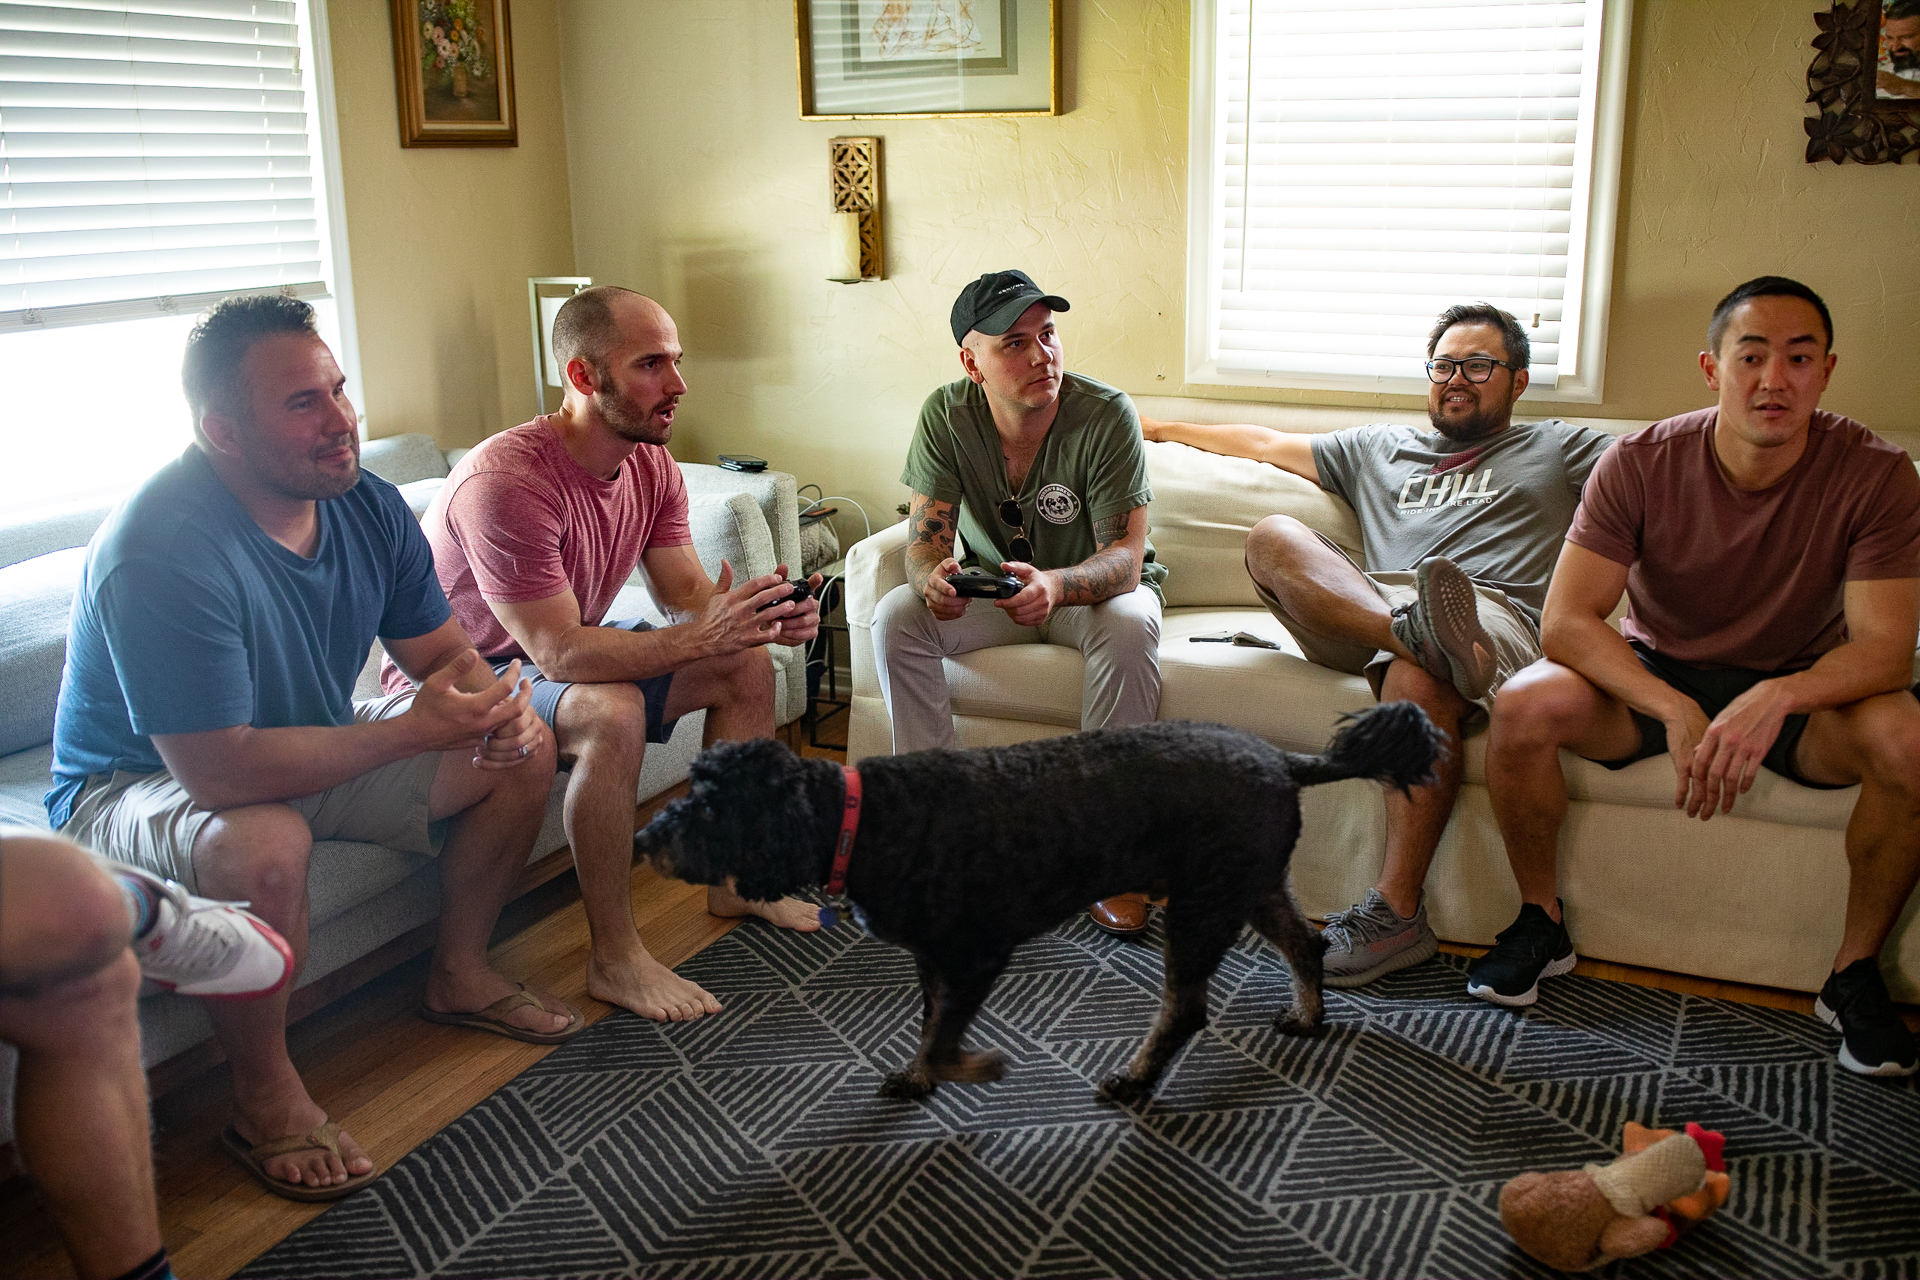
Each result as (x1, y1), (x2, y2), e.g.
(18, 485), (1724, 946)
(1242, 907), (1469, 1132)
(106, 1247), (173, 1280)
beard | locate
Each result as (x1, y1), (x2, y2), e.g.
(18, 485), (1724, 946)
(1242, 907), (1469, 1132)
(597, 385), (674, 446)
(1893, 46), (1920, 71)
(1427, 398), (1509, 443)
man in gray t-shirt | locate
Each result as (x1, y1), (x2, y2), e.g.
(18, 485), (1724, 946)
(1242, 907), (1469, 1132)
(1146, 304), (1612, 988)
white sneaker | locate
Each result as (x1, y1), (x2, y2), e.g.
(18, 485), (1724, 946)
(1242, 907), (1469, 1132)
(118, 864), (294, 999)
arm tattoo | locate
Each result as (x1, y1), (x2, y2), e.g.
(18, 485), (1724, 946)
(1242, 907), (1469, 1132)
(1056, 510), (1143, 604)
(905, 493), (959, 587)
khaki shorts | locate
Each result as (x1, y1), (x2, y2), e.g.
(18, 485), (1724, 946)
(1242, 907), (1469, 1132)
(59, 691), (443, 893)
(1251, 531), (1542, 733)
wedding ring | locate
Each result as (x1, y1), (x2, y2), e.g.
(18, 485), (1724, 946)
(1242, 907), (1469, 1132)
(518, 744), (530, 758)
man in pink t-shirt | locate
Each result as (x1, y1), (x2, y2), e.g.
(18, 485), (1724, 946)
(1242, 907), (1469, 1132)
(404, 287), (823, 1023)
(1473, 277), (1920, 1080)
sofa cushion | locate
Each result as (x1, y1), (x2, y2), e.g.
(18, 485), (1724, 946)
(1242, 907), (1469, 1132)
(0, 743), (56, 830)
(0, 548), (85, 756)
(359, 432), (450, 487)
(1144, 440), (1363, 610)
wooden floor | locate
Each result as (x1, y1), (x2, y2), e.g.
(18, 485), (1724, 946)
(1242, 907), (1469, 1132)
(0, 729), (1899, 1278)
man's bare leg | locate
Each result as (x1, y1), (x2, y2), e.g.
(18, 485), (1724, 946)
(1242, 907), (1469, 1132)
(1374, 660), (1469, 918)
(1246, 514), (1421, 665)
(1792, 691), (1920, 969)
(667, 649), (822, 932)
(423, 733), (576, 1034)
(191, 805), (371, 1191)
(1484, 661), (1644, 920)
(0, 838), (163, 1280)
(552, 679), (723, 1022)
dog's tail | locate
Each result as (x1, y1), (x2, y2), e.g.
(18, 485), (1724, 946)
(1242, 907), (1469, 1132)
(1284, 701), (1445, 795)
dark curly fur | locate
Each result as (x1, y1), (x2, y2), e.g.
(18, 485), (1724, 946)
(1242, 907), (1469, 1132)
(635, 704), (1442, 1103)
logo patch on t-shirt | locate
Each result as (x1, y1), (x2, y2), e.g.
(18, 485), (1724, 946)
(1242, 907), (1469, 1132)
(1396, 469), (1500, 510)
(1036, 483), (1081, 524)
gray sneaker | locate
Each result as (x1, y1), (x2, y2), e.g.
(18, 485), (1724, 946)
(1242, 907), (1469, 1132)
(1418, 556), (1498, 701)
(1320, 888), (1439, 987)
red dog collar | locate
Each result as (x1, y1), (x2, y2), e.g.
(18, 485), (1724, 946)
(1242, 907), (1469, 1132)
(827, 765), (861, 895)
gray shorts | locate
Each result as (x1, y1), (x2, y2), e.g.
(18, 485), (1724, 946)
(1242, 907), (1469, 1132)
(1251, 531), (1542, 732)
(500, 618), (680, 744)
(58, 691), (443, 893)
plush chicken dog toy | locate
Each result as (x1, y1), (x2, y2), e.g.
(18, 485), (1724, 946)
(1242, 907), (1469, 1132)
(1499, 1122), (1730, 1271)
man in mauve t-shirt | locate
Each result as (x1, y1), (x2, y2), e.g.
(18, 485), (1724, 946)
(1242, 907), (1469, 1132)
(1472, 277), (1920, 1081)
(393, 286), (823, 1024)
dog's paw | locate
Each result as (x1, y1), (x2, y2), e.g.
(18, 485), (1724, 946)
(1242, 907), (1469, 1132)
(932, 1048), (1006, 1084)
(1097, 1073), (1157, 1106)
(878, 1069), (935, 1099)
(1272, 1007), (1327, 1038)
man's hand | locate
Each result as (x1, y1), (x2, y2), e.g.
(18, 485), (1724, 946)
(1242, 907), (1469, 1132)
(919, 556), (968, 621)
(687, 559), (789, 657)
(998, 561), (1061, 627)
(473, 670), (546, 770)
(408, 649), (539, 755)
(1878, 69), (1920, 97)
(1679, 679), (1794, 820)
(770, 569), (826, 648)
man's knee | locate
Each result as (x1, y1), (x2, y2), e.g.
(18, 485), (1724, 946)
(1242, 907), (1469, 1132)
(1490, 662), (1602, 749)
(1246, 513), (1317, 582)
(0, 949), (141, 1053)
(193, 806), (313, 906)
(1854, 695), (1920, 794)
(564, 681), (649, 768)
(0, 837), (132, 988)
(873, 582), (934, 647)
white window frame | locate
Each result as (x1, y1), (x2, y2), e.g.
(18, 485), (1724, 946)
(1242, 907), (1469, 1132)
(1184, 0), (1633, 403)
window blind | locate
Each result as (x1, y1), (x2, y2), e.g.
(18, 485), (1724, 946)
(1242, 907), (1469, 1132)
(1204, 0), (1611, 392)
(0, 0), (327, 331)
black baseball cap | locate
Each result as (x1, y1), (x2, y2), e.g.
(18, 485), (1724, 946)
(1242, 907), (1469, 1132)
(949, 269), (1070, 345)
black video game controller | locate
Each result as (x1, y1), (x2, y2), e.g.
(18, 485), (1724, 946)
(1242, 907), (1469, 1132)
(946, 568), (1023, 599)
(756, 579), (814, 611)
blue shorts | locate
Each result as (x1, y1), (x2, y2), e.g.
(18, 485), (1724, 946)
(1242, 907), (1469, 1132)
(1595, 641), (1843, 789)
(492, 618), (679, 745)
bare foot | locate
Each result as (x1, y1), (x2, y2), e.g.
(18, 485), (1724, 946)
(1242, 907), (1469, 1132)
(588, 951), (723, 1022)
(425, 967), (574, 1038)
(230, 1091), (372, 1190)
(707, 884), (823, 932)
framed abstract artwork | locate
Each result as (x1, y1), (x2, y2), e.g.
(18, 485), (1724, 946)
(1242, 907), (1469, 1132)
(391, 0), (518, 147)
(796, 0), (1060, 119)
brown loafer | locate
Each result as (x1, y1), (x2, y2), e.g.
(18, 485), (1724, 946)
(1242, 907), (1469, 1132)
(1089, 894), (1150, 936)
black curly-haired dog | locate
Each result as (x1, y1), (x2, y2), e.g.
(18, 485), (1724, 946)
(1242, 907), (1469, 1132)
(635, 704), (1441, 1103)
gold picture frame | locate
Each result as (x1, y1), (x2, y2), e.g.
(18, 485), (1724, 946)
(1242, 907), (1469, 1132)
(796, 0), (1060, 120)
(391, 0), (518, 148)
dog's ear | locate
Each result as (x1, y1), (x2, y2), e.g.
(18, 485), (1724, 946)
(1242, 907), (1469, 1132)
(678, 737), (823, 902)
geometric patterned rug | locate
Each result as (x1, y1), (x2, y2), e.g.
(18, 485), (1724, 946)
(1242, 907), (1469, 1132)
(239, 912), (1920, 1280)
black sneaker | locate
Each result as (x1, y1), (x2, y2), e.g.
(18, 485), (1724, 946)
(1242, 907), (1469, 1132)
(1815, 958), (1919, 1078)
(1465, 902), (1576, 1008)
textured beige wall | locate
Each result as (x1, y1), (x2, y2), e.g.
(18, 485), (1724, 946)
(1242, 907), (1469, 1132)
(557, 0), (1920, 521)
(328, 0), (576, 445)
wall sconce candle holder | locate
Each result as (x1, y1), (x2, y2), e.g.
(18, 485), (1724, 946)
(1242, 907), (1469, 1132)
(828, 136), (883, 282)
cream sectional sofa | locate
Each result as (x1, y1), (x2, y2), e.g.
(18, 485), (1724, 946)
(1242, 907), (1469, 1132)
(0, 434), (808, 1145)
(842, 397), (1920, 1003)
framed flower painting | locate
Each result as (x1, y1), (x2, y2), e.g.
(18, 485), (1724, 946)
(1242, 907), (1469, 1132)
(391, 0), (518, 147)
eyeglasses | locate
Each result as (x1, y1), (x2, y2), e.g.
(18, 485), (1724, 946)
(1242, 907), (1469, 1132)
(998, 498), (1033, 563)
(1425, 356), (1518, 384)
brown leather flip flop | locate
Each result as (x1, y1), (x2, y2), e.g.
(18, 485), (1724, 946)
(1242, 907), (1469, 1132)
(419, 982), (585, 1044)
(221, 1120), (377, 1202)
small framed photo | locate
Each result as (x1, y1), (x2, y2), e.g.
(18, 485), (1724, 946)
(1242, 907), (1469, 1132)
(796, 0), (1060, 120)
(1807, 0), (1920, 163)
(390, 0), (518, 148)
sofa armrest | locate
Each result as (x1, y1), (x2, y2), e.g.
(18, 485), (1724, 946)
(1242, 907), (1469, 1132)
(680, 464), (802, 581)
(845, 518), (910, 630)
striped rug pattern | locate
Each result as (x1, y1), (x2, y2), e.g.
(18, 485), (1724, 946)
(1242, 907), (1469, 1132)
(241, 914), (1920, 1279)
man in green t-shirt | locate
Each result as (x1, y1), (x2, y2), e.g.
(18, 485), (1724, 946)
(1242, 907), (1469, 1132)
(873, 269), (1166, 935)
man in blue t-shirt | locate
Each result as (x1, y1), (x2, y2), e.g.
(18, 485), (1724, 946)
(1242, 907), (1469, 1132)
(48, 295), (577, 1201)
